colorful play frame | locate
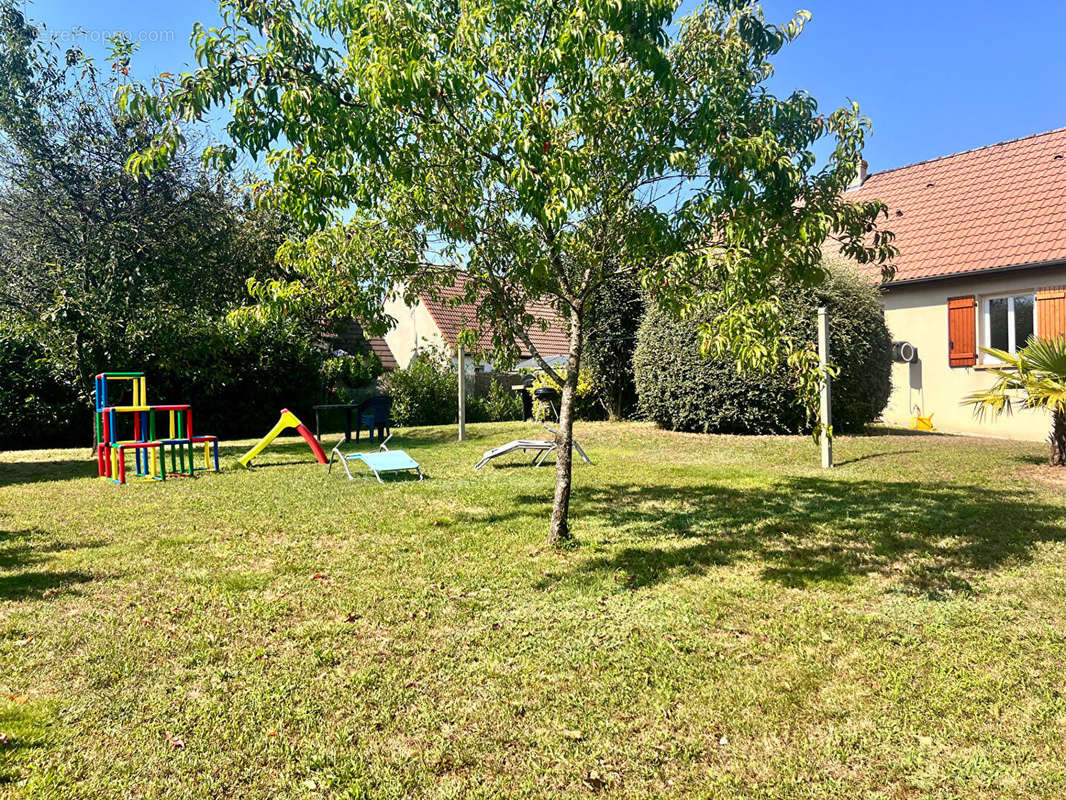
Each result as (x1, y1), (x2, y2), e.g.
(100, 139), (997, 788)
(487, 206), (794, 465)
(95, 371), (220, 485)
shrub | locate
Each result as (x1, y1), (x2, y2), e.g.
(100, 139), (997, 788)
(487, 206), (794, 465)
(0, 313), (332, 449)
(468, 379), (523, 423)
(321, 352), (383, 404)
(584, 275), (643, 420)
(384, 349), (458, 427)
(530, 369), (603, 422)
(0, 330), (85, 448)
(146, 313), (329, 439)
(634, 266), (891, 435)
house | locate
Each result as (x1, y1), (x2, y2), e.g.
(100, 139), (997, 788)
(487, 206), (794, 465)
(382, 276), (571, 375)
(326, 322), (399, 371)
(847, 127), (1066, 441)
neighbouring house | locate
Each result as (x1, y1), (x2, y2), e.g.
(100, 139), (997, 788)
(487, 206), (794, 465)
(326, 322), (399, 371)
(847, 127), (1066, 441)
(382, 276), (571, 376)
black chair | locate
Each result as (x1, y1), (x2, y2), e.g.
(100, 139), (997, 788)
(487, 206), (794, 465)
(356, 396), (392, 443)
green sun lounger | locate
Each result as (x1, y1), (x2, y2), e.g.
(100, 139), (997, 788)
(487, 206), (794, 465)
(328, 436), (425, 482)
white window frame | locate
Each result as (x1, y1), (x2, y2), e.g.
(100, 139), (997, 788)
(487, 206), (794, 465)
(982, 291), (1037, 363)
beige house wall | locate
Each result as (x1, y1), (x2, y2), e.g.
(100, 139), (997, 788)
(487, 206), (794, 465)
(381, 292), (494, 380)
(881, 265), (1066, 441)
(382, 294), (446, 369)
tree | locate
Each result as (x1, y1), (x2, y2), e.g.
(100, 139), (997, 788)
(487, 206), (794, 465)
(0, 2), (293, 414)
(965, 337), (1066, 466)
(120, 0), (895, 544)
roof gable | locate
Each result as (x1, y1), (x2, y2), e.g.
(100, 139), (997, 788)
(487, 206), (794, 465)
(847, 127), (1066, 283)
(418, 276), (570, 358)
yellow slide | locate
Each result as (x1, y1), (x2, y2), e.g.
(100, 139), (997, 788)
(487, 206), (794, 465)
(238, 409), (328, 467)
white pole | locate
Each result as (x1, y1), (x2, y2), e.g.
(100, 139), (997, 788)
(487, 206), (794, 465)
(818, 306), (833, 469)
(457, 345), (467, 442)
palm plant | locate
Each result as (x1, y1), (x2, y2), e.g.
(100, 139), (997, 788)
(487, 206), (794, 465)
(965, 337), (1066, 465)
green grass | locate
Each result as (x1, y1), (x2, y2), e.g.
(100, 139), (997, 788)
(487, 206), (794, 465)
(2, 422), (1066, 798)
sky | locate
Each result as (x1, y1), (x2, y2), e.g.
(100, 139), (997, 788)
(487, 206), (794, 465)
(24, 0), (1066, 176)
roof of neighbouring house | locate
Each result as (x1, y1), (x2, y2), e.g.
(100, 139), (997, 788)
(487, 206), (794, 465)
(328, 321), (399, 370)
(846, 126), (1066, 284)
(418, 275), (571, 357)
(367, 336), (399, 370)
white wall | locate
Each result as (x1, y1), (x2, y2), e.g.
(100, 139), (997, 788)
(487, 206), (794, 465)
(381, 295), (446, 369)
(380, 293), (495, 386)
(881, 266), (1066, 441)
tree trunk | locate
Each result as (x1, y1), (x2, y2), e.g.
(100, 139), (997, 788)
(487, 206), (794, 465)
(1051, 407), (1066, 466)
(607, 388), (623, 423)
(548, 313), (582, 545)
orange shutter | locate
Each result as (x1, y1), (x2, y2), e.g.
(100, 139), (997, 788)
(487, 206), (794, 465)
(947, 295), (977, 367)
(1037, 286), (1066, 341)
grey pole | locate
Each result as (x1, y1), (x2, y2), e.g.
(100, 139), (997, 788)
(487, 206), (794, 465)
(457, 345), (467, 442)
(818, 306), (833, 468)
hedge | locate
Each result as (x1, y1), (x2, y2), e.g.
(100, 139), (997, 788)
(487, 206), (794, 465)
(634, 267), (892, 435)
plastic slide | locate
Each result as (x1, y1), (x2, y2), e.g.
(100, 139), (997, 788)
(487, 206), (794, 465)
(238, 409), (328, 467)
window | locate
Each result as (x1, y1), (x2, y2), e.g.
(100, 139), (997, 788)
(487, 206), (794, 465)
(983, 292), (1035, 361)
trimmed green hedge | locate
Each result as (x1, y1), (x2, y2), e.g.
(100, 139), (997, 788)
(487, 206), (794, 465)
(634, 268), (891, 435)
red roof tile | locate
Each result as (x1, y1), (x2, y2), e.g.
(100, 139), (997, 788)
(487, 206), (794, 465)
(847, 127), (1066, 283)
(367, 337), (398, 371)
(419, 276), (571, 357)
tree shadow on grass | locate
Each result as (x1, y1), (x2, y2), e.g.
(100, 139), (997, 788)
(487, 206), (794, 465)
(522, 476), (1066, 598)
(0, 529), (103, 601)
(0, 458), (98, 488)
(833, 450), (921, 466)
(862, 426), (945, 438)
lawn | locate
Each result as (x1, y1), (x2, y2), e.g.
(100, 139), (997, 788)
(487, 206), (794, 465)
(2, 422), (1066, 799)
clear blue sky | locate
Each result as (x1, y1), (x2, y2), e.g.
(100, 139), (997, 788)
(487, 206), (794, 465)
(27, 0), (1066, 175)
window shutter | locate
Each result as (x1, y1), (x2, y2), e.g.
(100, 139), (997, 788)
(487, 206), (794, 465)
(947, 295), (977, 367)
(1037, 285), (1066, 341)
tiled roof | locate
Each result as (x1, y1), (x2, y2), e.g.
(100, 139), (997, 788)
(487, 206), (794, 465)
(419, 275), (571, 357)
(847, 127), (1066, 283)
(327, 322), (399, 370)
(367, 337), (398, 371)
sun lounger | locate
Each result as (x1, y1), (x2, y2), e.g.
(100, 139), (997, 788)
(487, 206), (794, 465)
(329, 436), (424, 482)
(474, 426), (591, 470)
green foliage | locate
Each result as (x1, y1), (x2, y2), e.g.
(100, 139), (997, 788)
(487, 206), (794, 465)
(320, 353), (383, 404)
(0, 330), (84, 448)
(634, 266), (892, 435)
(965, 336), (1066, 465)
(530, 370), (602, 423)
(965, 337), (1066, 418)
(384, 350), (458, 427)
(147, 314), (328, 438)
(468, 379), (523, 424)
(0, 312), (328, 447)
(120, 0), (894, 364)
(584, 276), (644, 420)
(0, 4), (329, 445)
(120, 0), (896, 538)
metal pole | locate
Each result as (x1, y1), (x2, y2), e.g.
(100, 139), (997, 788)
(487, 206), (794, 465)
(818, 306), (833, 469)
(457, 345), (467, 442)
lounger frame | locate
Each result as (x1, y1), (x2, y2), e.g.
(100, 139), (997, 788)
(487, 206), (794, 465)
(474, 426), (591, 470)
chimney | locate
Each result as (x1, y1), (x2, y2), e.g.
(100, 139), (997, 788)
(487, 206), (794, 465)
(848, 158), (869, 190)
